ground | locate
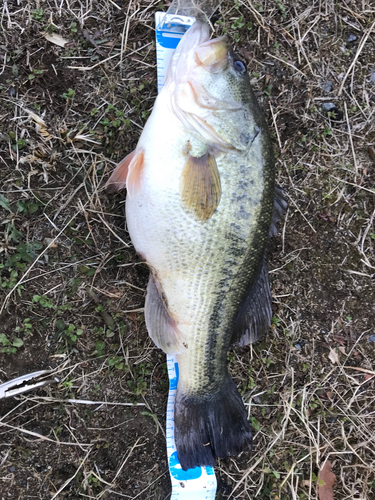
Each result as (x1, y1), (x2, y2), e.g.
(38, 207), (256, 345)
(0, 1), (374, 499)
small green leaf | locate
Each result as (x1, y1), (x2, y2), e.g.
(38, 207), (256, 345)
(250, 416), (261, 432)
(56, 319), (65, 331)
(12, 338), (24, 347)
(0, 334), (10, 345)
(0, 194), (11, 211)
(28, 203), (39, 214)
(8, 224), (23, 242)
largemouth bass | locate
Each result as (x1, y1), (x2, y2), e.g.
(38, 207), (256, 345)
(106, 21), (287, 471)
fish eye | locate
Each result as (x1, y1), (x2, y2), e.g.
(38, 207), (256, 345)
(233, 59), (246, 74)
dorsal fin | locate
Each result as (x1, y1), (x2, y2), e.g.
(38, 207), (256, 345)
(231, 187), (288, 347)
(231, 260), (272, 347)
(269, 185), (288, 237)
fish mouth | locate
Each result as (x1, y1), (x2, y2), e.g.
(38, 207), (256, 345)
(195, 37), (229, 73)
(167, 21), (229, 82)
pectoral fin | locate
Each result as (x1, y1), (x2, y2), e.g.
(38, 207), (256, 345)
(180, 151), (221, 222)
(105, 148), (145, 197)
(145, 275), (186, 355)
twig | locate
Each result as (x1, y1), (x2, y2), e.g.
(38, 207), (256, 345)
(96, 212), (130, 247)
(344, 102), (358, 180)
(67, 51), (121, 71)
(338, 19), (375, 96)
(0, 421), (92, 447)
(266, 52), (307, 77)
(30, 397), (146, 406)
(269, 100), (282, 151)
(344, 366), (375, 376)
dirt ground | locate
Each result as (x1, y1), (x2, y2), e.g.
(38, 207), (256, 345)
(0, 0), (374, 499)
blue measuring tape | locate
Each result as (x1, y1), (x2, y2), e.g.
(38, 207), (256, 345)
(155, 12), (218, 498)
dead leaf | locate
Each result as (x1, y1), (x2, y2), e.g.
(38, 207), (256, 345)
(43, 32), (69, 48)
(328, 348), (339, 364)
(318, 460), (336, 500)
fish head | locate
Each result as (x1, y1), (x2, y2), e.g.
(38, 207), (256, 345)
(164, 22), (261, 152)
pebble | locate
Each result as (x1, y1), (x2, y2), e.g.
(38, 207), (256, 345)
(321, 81), (333, 92)
(368, 334), (375, 343)
(322, 102), (336, 112)
(348, 34), (357, 42)
(326, 415), (338, 423)
(293, 340), (306, 350)
(322, 102), (343, 120)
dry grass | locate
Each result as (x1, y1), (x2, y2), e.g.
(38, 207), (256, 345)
(0, 0), (374, 499)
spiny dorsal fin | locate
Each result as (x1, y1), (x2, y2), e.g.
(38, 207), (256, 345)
(180, 151), (221, 222)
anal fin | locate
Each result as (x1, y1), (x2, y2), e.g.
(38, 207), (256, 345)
(231, 260), (272, 347)
(145, 275), (186, 354)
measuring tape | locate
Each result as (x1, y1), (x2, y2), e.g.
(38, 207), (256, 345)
(166, 355), (217, 499)
(155, 11), (217, 499)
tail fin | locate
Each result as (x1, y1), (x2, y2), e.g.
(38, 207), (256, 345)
(175, 375), (252, 471)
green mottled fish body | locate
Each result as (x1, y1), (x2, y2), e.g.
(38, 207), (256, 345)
(106, 21), (286, 471)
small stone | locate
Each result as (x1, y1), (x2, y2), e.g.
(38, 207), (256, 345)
(293, 340), (306, 350)
(321, 81), (333, 92)
(322, 102), (336, 112)
(322, 103), (343, 120)
(9, 466), (16, 472)
(9, 87), (16, 97)
(348, 34), (357, 42)
(368, 334), (375, 343)
(326, 415), (338, 423)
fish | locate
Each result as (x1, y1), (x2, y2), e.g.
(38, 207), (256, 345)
(106, 21), (287, 471)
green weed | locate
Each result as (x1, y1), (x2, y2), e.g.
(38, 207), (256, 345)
(61, 88), (76, 100)
(31, 9), (44, 21)
(0, 333), (23, 354)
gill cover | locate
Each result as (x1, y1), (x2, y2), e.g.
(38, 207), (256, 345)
(163, 22), (246, 152)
